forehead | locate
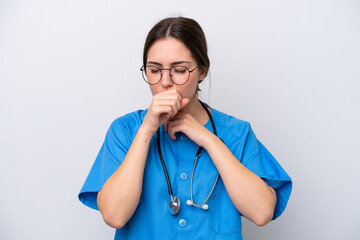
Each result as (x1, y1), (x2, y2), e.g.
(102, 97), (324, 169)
(147, 38), (195, 64)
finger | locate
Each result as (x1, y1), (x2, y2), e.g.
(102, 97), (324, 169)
(153, 99), (180, 118)
(155, 92), (181, 102)
(162, 114), (173, 132)
(156, 89), (182, 101)
(167, 119), (186, 140)
(180, 98), (189, 109)
(164, 119), (169, 132)
(164, 115), (175, 132)
(170, 112), (191, 121)
(157, 89), (177, 95)
(164, 92), (182, 114)
(153, 95), (182, 115)
(157, 90), (182, 111)
(151, 105), (173, 119)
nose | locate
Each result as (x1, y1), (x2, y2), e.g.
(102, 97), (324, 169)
(160, 69), (174, 88)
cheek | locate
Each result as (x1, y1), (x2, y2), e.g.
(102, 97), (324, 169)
(190, 75), (200, 90)
(149, 86), (157, 95)
(181, 80), (199, 98)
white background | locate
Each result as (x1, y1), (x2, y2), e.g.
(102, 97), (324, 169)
(1, 0), (359, 239)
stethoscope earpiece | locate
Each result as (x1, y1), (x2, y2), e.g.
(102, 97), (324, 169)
(186, 200), (209, 210)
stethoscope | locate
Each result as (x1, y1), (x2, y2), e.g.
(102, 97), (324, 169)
(156, 101), (221, 215)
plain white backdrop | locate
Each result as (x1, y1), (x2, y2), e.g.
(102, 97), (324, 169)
(1, 0), (359, 239)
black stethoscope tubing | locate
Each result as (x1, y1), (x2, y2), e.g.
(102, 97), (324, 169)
(156, 100), (218, 208)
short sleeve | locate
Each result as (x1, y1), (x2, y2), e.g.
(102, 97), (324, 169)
(78, 119), (131, 210)
(239, 124), (292, 220)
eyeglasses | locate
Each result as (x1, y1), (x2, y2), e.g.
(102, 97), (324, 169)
(140, 65), (199, 85)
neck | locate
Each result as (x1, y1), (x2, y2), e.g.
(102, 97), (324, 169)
(180, 98), (209, 125)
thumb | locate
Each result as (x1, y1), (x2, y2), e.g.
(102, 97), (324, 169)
(180, 98), (190, 109)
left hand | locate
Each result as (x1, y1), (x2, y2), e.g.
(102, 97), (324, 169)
(166, 112), (213, 148)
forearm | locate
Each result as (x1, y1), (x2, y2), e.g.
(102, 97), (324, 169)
(97, 125), (153, 229)
(204, 134), (277, 226)
(97, 90), (187, 228)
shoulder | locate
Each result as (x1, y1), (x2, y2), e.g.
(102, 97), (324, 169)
(107, 109), (148, 139)
(210, 107), (252, 141)
(113, 109), (147, 126)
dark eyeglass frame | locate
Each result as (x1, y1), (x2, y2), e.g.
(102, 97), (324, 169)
(140, 65), (199, 85)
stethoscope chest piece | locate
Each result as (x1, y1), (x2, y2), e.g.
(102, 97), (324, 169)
(168, 196), (180, 215)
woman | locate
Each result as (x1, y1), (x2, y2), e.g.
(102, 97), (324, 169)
(79, 17), (292, 239)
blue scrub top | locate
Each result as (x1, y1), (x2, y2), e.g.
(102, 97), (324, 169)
(78, 107), (292, 240)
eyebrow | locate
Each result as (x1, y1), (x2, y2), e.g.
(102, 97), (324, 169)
(146, 61), (191, 66)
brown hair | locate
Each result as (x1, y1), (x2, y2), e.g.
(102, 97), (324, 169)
(143, 17), (210, 83)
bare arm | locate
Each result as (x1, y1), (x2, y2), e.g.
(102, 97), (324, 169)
(203, 134), (277, 226)
(97, 125), (153, 229)
(97, 90), (188, 229)
(167, 112), (277, 226)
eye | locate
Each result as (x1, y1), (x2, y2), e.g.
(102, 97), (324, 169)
(146, 66), (160, 74)
(173, 66), (187, 74)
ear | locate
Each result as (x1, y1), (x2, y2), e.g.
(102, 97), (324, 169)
(198, 67), (208, 82)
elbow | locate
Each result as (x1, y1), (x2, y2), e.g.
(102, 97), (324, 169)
(101, 211), (128, 229)
(254, 186), (277, 227)
(253, 209), (274, 227)
(97, 191), (128, 229)
(97, 193), (128, 229)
